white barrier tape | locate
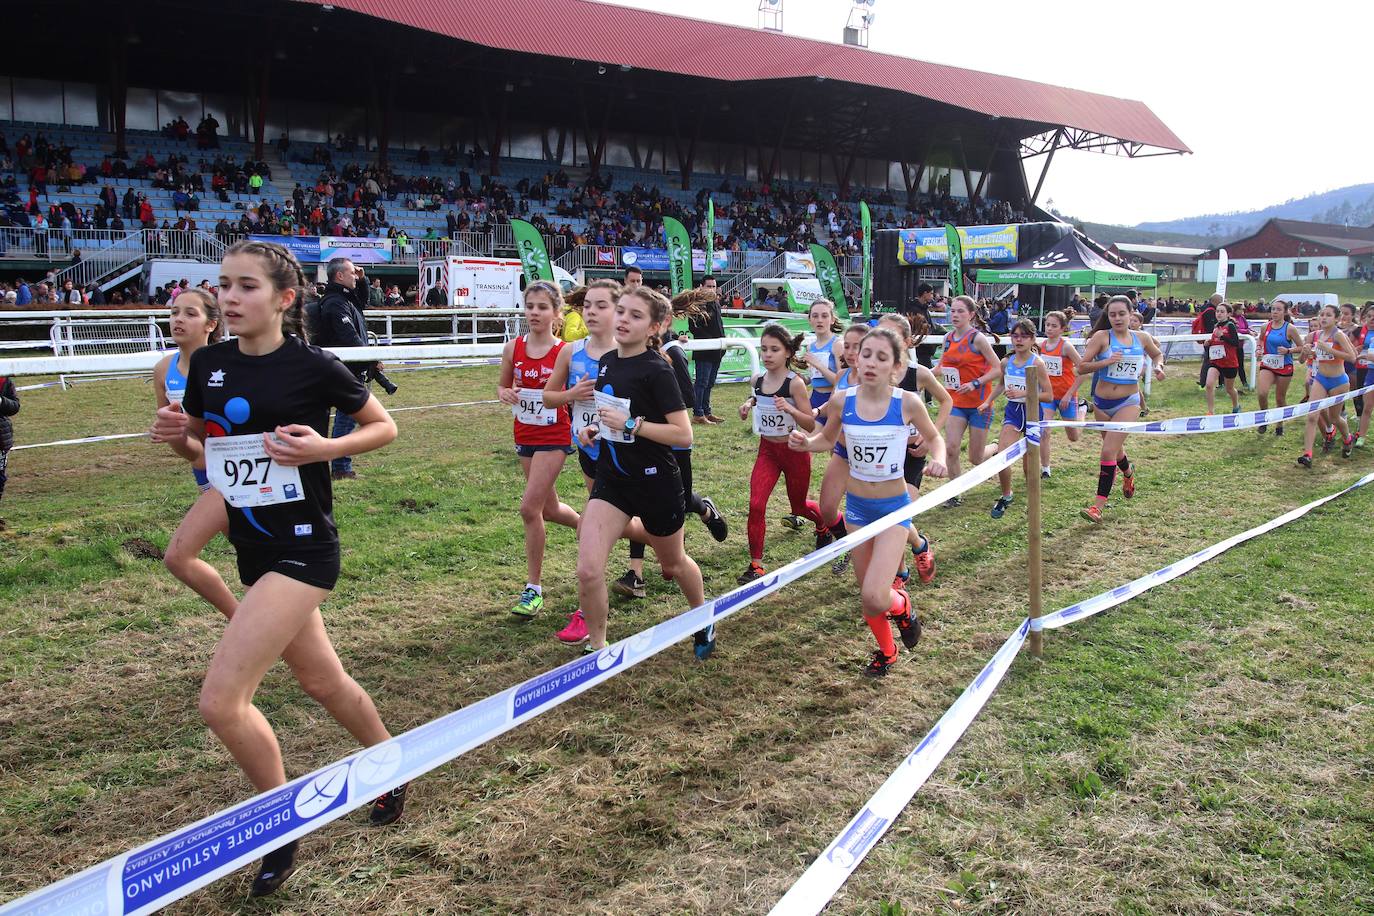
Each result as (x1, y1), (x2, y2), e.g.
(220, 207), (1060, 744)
(389, 399), (501, 414)
(1034, 470), (1374, 631)
(1041, 384), (1373, 435)
(11, 401), (504, 450)
(775, 469), (1374, 916)
(0, 340), (761, 379)
(16, 381), (64, 392)
(0, 442), (1025, 916)
(13, 432), (148, 451)
(770, 618), (1029, 916)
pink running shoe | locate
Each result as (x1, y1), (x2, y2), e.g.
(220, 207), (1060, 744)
(557, 609), (589, 644)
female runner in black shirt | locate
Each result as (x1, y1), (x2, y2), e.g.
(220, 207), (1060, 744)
(576, 286), (708, 656)
(153, 240), (405, 896)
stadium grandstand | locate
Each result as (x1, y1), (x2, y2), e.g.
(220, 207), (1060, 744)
(0, 0), (1188, 304)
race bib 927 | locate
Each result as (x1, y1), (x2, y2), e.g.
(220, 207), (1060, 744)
(205, 434), (305, 509)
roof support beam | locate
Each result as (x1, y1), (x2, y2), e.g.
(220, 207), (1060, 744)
(1030, 128), (1062, 205)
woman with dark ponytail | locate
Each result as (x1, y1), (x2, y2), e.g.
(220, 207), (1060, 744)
(735, 324), (821, 583)
(151, 240), (408, 898)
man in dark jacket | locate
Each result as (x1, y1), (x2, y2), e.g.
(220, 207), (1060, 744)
(900, 283), (942, 369)
(688, 275), (725, 423)
(312, 257), (371, 479)
(0, 373), (18, 522)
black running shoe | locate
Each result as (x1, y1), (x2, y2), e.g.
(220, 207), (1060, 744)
(1275, 423), (1284, 436)
(990, 494), (1014, 519)
(890, 591), (922, 650)
(943, 495), (964, 509)
(815, 528), (835, 551)
(1297, 453), (1312, 468)
(831, 552), (851, 575)
(1323, 429), (1336, 452)
(250, 840), (298, 897)
(698, 496), (728, 542)
(780, 514), (806, 530)
(862, 649), (898, 678)
(1256, 424), (1267, 435)
(611, 569), (646, 599)
(369, 783), (408, 826)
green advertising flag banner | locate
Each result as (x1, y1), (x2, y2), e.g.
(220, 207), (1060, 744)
(705, 198), (715, 280)
(808, 243), (849, 316)
(944, 223), (965, 297)
(510, 218), (553, 283)
(860, 201), (872, 318)
(662, 216), (693, 296)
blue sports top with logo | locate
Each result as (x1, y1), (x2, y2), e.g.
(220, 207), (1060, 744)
(840, 386), (908, 483)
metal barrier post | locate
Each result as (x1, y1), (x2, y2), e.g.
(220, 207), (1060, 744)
(1026, 364), (1044, 656)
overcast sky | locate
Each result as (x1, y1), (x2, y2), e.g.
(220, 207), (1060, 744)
(595, 0), (1369, 225)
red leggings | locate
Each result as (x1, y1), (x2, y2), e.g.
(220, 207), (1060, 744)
(748, 437), (824, 559)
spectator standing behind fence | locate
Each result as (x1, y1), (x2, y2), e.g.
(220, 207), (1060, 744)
(688, 275), (725, 424)
(308, 258), (372, 480)
(0, 372), (18, 527)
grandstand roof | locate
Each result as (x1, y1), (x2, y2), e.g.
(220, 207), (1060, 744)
(306, 0), (1189, 155)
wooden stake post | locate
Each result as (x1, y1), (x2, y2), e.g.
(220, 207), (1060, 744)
(1026, 363), (1044, 656)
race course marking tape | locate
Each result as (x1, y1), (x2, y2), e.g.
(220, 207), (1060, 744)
(0, 443), (1025, 916)
(770, 470), (1374, 916)
(1041, 384), (1373, 435)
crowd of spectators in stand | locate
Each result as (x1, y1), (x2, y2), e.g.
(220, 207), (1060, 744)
(1, 121), (1027, 258)
(0, 274), (143, 307)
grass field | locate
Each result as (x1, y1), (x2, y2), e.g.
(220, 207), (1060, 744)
(1156, 278), (1374, 304)
(1, 365), (1372, 915)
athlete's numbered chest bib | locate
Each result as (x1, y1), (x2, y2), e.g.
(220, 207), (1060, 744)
(1108, 352), (1143, 379)
(594, 390), (635, 443)
(1209, 344), (1226, 361)
(513, 388), (558, 426)
(843, 424), (907, 482)
(1041, 354), (1063, 377)
(939, 365), (960, 389)
(570, 398), (598, 438)
(205, 433), (305, 508)
(753, 400), (796, 436)
(1262, 353), (1286, 370)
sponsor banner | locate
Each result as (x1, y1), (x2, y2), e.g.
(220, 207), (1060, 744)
(509, 219), (553, 282)
(320, 236), (391, 264)
(595, 247), (616, 266)
(782, 278), (826, 312)
(619, 247), (728, 273)
(896, 224), (1019, 266)
(784, 251), (817, 274)
(808, 244), (848, 316)
(244, 235), (393, 264)
(248, 234), (319, 263)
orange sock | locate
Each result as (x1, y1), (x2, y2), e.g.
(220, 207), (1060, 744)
(865, 610), (897, 658)
(887, 588), (909, 619)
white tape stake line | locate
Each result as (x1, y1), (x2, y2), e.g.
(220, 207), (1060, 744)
(771, 619), (1029, 916)
(0, 442), (1026, 916)
(773, 470), (1374, 916)
(1036, 470), (1374, 631)
(1042, 384), (1373, 435)
(13, 432), (148, 451)
(12, 402), (504, 449)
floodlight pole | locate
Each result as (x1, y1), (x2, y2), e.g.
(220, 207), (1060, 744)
(1026, 364), (1044, 656)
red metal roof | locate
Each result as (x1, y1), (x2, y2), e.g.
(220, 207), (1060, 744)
(305, 0), (1190, 153)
